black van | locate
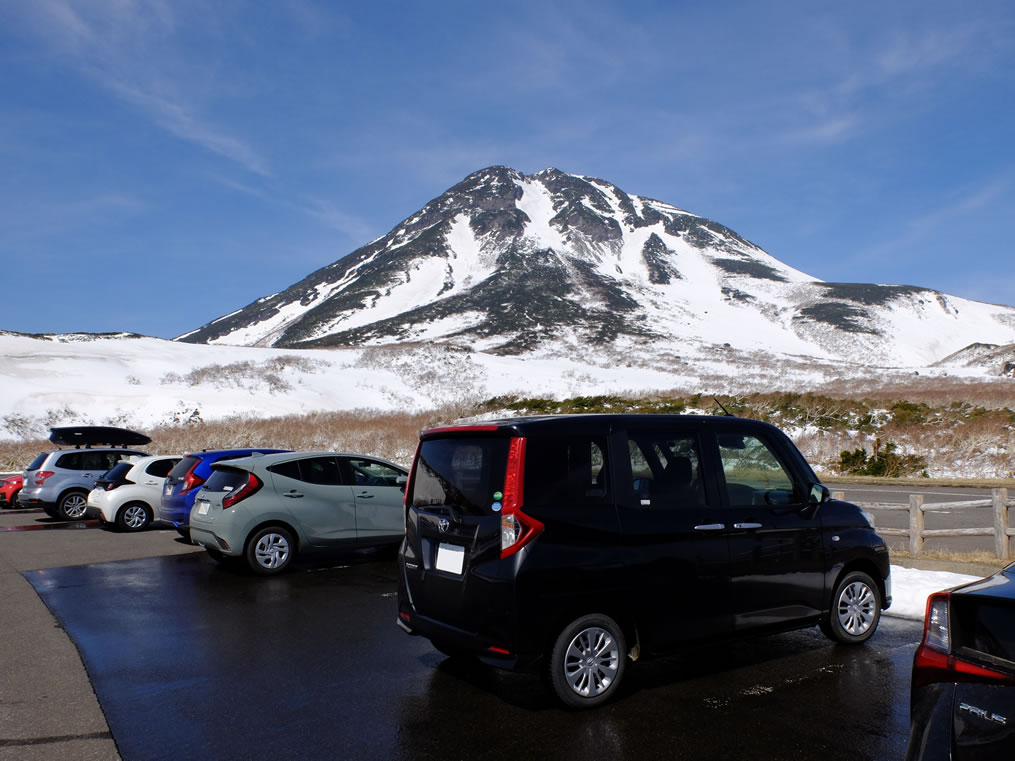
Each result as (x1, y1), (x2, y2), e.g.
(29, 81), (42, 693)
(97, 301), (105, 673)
(397, 414), (892, 708)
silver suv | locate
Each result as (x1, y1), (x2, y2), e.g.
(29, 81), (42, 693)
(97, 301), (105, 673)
(22, 447), (149, 520)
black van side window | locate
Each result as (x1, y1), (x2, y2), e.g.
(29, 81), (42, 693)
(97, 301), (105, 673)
(525, 436), (611, 506)
(627, 432), (704, 508)
(717, 433), (795, 506)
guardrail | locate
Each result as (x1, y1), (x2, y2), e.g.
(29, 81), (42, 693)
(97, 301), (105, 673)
(831, 488), (1013, 561)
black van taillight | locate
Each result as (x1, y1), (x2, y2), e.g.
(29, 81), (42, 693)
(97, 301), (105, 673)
(912, 592), (1015, 688)
(222, 473), (262, 509)
(500, 437), (544, 559)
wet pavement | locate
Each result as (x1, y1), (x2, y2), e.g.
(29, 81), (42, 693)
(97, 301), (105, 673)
(26, 549), (922, 761)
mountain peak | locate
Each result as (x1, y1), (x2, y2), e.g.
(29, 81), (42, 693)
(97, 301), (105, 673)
(177, 167), (1015, 368)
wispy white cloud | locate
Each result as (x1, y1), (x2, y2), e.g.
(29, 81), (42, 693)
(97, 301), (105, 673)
(103, 78), (270, 175)
(15, 0), (269, 175)
(852, 174), (1014, 269)
(0, 192), (147, 247)
(298, 198), (376, 242)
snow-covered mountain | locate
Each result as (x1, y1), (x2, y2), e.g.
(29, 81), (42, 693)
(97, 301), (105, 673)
(179, 166), (1015, 368)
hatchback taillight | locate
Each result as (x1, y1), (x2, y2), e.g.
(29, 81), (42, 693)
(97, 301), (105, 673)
(181, 467), (205, 493)
(34, 471), (54, 485)
(222, 473), (262, 509)
(104, 479), (133, 491)
(499, 437), (544, 559)
(912, 592), (1015, 688)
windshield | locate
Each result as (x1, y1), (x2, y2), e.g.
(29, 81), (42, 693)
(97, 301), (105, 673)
(411, 437), (510, 516)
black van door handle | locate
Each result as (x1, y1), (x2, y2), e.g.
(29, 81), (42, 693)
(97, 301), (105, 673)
(733, 522), (763, 529)
(693, 523), (725, 531)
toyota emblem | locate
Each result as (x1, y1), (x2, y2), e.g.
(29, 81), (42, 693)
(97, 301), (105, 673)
(438, 518), (450, 533)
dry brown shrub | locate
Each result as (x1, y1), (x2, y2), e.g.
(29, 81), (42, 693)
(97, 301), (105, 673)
(0, 405), (477, 473)
(145, 407), (467, 467)
(817, 375), (1015, 408)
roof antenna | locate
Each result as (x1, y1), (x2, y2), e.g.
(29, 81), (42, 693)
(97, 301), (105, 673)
(714, 397), (732, 416)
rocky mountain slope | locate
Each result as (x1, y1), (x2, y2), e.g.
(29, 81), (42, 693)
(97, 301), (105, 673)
(178, 167), (1015, 369)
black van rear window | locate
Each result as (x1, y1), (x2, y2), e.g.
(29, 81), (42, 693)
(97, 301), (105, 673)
(412, 438), (509, 516)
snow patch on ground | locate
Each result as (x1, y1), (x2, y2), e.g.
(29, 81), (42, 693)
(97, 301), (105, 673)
(885, 565), (982, 620)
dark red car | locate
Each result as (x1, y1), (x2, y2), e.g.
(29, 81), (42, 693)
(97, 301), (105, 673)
(0, 474), (23, 508)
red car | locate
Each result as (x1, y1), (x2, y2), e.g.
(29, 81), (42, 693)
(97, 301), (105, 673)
(0, 474), (23, 508)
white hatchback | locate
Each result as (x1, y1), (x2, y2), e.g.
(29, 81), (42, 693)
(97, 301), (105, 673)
(86, 455), (181, 532)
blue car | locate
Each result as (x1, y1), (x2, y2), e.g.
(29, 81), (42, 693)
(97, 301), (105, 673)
(159, 448), (290, 539)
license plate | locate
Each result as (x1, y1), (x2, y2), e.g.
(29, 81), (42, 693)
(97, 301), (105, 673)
(195, 500), (210, 516)
(435, 543), (465, 575)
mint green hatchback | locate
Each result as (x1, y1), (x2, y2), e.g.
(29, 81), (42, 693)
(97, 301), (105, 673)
(189, 451), (408, 575)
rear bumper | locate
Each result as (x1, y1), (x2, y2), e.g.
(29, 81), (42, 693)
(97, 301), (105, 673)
(19, 497), (56, 510)
(158, 501), (192, 528)
(190, 526), (234, 554)
(396, 607), (523, 669)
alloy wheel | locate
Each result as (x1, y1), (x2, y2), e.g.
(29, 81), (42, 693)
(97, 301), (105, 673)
(563, 626), (620, 698)
(123, 505), (148, 529)
(837, 580), (876, 636)
(62, 494), (88, 519)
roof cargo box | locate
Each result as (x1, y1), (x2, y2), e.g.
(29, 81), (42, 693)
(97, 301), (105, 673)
(48, 426), (152, 448)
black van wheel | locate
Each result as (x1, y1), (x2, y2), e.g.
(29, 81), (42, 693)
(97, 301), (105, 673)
(821, 570), (881, 644)
(549, 614), (626, 709)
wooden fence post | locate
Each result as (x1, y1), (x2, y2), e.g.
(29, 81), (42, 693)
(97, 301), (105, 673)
(909, 494), (925, 555)
(994, 488), (1010, 561)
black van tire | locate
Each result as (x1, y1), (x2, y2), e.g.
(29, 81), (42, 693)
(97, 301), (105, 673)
(549, 614), (627, 709)
(821, 570), (881, 644)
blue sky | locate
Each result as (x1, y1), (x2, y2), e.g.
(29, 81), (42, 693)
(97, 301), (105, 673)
(1, 0), (1014, 339)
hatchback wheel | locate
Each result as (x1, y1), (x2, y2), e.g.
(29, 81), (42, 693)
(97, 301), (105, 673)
(549, 614), (627, 709)
(57, 491), (89, 521)
(821, 570), (882, 644)
(246, 526), (295, 575)
(116, 502), (152, 532)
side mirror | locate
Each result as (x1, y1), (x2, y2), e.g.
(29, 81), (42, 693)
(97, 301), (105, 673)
(808, 483), (830, 505)
(764, 489), (794, 506)
(396, 475), (408, 491)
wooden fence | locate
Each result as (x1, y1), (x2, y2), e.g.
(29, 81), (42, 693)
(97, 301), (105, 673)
(830, 488), (1013, 561)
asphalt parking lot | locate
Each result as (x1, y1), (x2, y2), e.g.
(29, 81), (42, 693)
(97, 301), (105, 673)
(3, 509), (925, 761)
